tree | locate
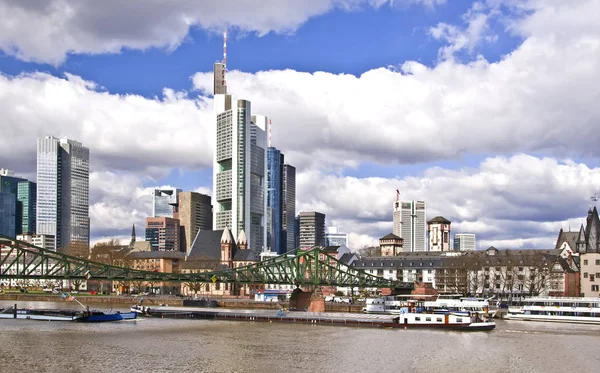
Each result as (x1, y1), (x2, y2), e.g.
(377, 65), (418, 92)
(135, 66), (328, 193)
(64, 241), (90, 259)
(358, 245), (381, 257)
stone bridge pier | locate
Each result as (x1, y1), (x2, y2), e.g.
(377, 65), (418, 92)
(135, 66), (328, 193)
(289, 287), (325, 312)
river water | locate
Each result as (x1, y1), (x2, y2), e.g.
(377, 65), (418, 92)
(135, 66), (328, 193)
(1, 300), (599, 373)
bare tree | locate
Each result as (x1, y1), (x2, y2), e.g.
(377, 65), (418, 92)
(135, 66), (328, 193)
(358, 246), (381, 257)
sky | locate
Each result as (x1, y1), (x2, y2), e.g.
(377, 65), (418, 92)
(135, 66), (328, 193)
(1, 0), (599, 250)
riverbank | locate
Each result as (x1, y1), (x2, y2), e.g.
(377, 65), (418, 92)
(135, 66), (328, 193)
(0, 293), (364, 313)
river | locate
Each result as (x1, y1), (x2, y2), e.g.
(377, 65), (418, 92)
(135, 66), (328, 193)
(1, 300), (599, 373)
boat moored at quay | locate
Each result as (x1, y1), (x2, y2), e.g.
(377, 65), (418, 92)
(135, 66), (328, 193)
(506, 297), (600, 324)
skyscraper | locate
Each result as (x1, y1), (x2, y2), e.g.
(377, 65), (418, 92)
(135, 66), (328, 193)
(267, 147), (283, 253)
(326, 226), (349, 247)
(152, 188), (181, 218)
(298, 211), (326, 248)
(213, 95), (268, 254)
(0, 192), (16, 237)
(282, 164), (296, 253)
(400, 200), (426, 252)
(454, 233), (476, 251)
(0, 171), (36, 236)
(17, 181), (36, 234)
(213, 62), (227, 95)
(36, 137), (90, 251)
(178, 191), (212, 252)
(393, 200), (402, 237)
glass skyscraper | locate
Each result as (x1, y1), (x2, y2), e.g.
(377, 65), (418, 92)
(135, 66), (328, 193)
(152, 188), (182, 218)
(0, 171), (35, 237)
(36, 137), (90, 251)
(267, 147), (283, 253)
(282, 164), (296, 252)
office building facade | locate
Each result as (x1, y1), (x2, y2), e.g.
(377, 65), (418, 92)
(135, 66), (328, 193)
(326, 226), (349, 247)
(267, 147), (284, 253)
(454, 233), (476, 251)
(36, 137), (90, 250)
(178, 191), (212, 252)
(145, 217), (180, 251)
(213, 93), (268, 253)
(17, 181), (36, 234)
(0, 192), (16, 237)
(393, 200), (402, 238)
(282, 164), (296, 253)
(0, 172), (36, 237)
(400, 201), (427, 252)
(152, 188), (182, 218)
(298, 211), (326, 248)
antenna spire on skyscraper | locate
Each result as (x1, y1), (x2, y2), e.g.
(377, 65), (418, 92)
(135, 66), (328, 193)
(222, 29), (227, 87)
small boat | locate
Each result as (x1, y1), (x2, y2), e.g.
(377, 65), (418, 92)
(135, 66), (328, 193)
(505, 297), (600, 324)
(78, 310), (137, 322)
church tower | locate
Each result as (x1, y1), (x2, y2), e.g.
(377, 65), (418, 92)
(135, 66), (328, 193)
(220, 227), (234, 267)
(237, 229), (248, 250)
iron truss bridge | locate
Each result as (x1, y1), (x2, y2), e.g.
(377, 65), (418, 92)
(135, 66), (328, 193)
(0, 235), (412, 289)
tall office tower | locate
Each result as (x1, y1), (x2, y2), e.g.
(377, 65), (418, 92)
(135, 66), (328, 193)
(0, 192), (16, 237)
(36, 137), (90, 251)
(145, 217), (180, 251)
(267, 147), (283, 253)
(214, 62), (227, 95)
(282, 164), (296, 253)
(454, 233), (476, 251)
(427, 216), (451, 252)
(178, 191), (212, 252)
(17, 181), (36, 234)
(0, 171), (36, 236)
(400, 200), (426, 252)
(326, 226), (349, 247)
(213, 95), (268, 253)
(393, 189), (402, 237)
(298, 211), (326, 248)
(152, 188), (181, 218)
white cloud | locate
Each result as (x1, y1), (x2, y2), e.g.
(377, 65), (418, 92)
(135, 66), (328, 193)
(296, 154), (600, 251)
(1, 0), (599, 250)
(0, 0), (442, 64)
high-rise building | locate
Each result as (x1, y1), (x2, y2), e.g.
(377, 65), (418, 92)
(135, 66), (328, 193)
(427, 216), (451, 252)
(152, 188), (181, 218)
(213, 94), (268, 254)
(454, 233), (476, 251)
(267, 147), (283, 253)
(400, 200), (427, 252)
(0, 192), (16, 237)
(298, 211), (326, 248)
(213, 62), (227, 95)
(178, 191), (212, 252)
(0, 171), (36, 236)
(17, 181), (36, 234)
(326, 226), (349, 247)
(282, 164), (296, 253)
(16, 233), (56, 251)
(36, 137), (90, 251)
(145, 217), (180, 251)
(393, 200), (401, 237)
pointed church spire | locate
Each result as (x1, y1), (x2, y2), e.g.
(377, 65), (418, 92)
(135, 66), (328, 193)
(221, 226), (233, 244)
(130, 224), (136, 246)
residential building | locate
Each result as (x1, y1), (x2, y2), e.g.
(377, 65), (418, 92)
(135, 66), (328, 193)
(326, 226), (349, 247)
(298, 211), (326, 248)
(213, 91), (268, 254)
(428, 216), (451, 252)
(178, 191), (212, 253)
(576, 207), (600, 297)
(454, 233), (476, 251)
(399, 200), (427, 252)
(152, 188), (182, 218)
(36, 137), (90, 251)
(267, 147), (283, 253)
(145, 217), (180, 251)
(16, 233), (56, 251)
(282, 164), (296, 252)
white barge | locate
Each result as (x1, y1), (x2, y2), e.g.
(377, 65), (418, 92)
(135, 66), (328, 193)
(506, 297), (600, 324)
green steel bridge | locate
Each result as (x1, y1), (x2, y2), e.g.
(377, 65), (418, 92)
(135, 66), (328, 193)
(0, 235), (411, 289)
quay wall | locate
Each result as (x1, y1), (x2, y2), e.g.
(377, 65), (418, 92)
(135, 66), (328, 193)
(0, 294), (364, 313)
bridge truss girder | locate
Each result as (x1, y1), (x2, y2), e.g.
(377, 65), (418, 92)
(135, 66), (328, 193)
(0, 235), (411, 289)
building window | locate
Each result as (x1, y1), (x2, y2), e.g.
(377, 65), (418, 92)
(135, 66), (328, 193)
(592, 285), (599, 292)
(584, 273), (588, 278)
(596, 260), (600, 265)
(584, 260), (588, 265)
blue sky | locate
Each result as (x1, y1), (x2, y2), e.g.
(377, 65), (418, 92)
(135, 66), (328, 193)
(1, 0), (599, 249)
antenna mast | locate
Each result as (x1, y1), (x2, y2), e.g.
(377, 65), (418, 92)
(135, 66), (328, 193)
(222, 29), (227, 87)
(269, 119), (272, 147)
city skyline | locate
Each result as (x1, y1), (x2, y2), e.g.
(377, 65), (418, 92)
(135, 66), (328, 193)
(1, 1), (600, 250)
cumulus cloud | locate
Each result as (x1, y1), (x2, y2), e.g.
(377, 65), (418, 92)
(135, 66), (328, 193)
(297, 154), (600, 250)
(0, 0), (441, 64)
